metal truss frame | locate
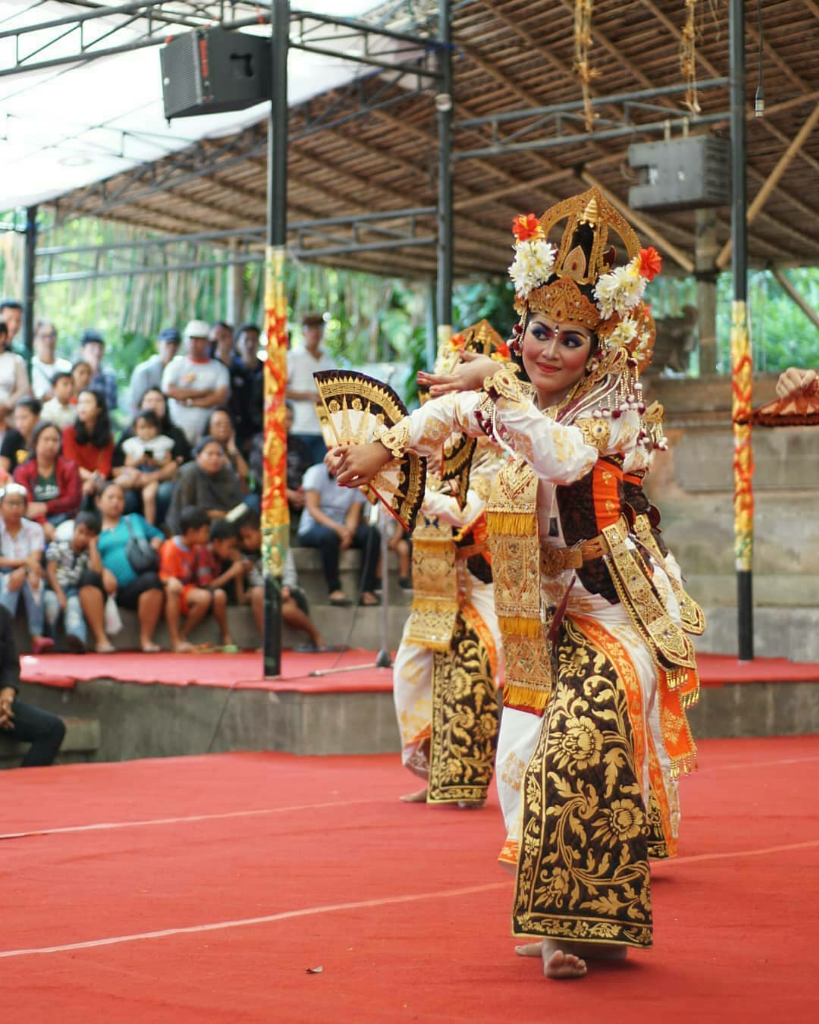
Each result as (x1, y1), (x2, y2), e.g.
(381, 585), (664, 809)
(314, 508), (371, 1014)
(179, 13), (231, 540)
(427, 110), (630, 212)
(453, 78), (730, 160)
(0, 1), (441, 79)
(35, 205), (437, 282)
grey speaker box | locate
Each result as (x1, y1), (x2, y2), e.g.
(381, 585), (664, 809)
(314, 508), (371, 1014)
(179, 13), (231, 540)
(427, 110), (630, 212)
(161, 28), (271, 120)
(628, 136), (731, 211)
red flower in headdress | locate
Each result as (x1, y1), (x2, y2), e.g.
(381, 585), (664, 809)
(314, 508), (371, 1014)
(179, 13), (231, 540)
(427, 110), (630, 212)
(639, 247), (663, 281)
(448, 333), (465, 350)
(511, 213), (541, 242)
(492, 342), (511, 361)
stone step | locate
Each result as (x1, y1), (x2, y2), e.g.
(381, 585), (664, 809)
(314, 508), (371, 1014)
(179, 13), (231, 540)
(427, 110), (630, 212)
(0, 715), (101, 768)
(13, 597), (412, 654)
(695, 606), (819, 663)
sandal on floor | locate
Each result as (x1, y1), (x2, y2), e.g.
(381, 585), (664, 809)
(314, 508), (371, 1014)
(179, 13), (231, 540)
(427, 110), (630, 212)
(359, 594), (379, 607)
(329, 595), (351, 607)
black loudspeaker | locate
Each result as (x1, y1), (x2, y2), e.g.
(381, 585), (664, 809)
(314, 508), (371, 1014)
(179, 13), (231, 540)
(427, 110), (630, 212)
(628, 136), (731, 212)
(161, 28), (271, 119)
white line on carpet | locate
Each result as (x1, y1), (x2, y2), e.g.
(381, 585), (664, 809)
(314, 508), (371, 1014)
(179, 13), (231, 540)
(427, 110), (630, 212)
(0, 798), (385, 842)
(1, 839), (818, 960)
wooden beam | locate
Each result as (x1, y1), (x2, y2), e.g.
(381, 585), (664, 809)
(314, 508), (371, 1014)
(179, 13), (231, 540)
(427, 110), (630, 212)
(580, 170), (695, 273)
(717, 102), (819, 268)
(771, 266), (819, 331)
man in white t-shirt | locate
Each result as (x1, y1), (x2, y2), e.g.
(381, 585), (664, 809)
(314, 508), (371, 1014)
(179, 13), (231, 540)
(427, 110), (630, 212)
(286, 313), (335, 465)
(30, 321), (72, 400)
(162, 320), (230, 445)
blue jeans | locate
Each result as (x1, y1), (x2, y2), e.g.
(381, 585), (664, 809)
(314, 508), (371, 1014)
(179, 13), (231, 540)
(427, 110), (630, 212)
(298, 522), (380, 595)
(0, 573), (45, 635)
(44, 586), (87, 644)
(123, 479), (175, 526)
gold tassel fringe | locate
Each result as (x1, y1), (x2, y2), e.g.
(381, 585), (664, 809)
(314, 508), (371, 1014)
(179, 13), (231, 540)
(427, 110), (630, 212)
(503, 682), (552, 712)
(486, 510), (537, 536)
(498, 615), (542, 638)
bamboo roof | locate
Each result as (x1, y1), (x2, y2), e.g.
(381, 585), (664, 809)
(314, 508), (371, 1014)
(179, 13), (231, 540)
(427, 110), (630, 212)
(48, 0), (819, 278)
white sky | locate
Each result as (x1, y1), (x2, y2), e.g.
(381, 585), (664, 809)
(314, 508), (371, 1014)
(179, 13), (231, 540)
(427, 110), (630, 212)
(0, 1), (389, 208)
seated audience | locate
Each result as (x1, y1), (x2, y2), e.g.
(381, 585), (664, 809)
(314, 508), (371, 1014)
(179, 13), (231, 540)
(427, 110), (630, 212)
(0, 299), (23, 348)
(13, 422), (82, 540)
(44, 510), (113, 653)
(210, 321), (235, 368)
(388, 522), (412, 590)
(40, 371), (78, 430)
(237, 511), (326, 651)
(128, 327), (180, 419)
(78, 330), (118, 411)
(166, 436), (243, 535)
(205, 406), (251, 492)
(0, 397), (41, 473)
(229, 323), (263, 452)
(71, 359), (92, 398)
(112, 387), (190, 523)
(0, 483), (53, 653)
(160, 505), (231, 652)
(284, 401), (311, 518)
(162, 320), (230, 446)
(31, 321), (71, 400)
(0, 604), (66, 766)
(118, 410), (175, 526)
(62, 388), (114, 499)
(204, 519), (247, 604)
(297, 461), (380, 607)
(96, 482), (164, 653)
(0, 318), (31, 418)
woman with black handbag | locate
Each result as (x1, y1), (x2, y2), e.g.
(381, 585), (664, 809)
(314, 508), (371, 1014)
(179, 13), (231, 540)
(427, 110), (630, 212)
(96, 482), (164, 652)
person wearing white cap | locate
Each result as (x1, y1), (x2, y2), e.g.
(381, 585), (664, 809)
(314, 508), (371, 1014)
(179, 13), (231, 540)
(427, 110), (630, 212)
(161, 319), (230, 445)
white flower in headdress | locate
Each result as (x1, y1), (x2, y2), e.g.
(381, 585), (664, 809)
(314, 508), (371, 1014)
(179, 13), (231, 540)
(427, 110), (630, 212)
(605, 318), (639, 350)
(508, 239), (557, 299)
(594, 255), (647, 320)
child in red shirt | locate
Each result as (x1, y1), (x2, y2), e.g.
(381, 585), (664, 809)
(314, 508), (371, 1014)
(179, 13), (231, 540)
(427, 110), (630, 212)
(159, 505), (231, 651)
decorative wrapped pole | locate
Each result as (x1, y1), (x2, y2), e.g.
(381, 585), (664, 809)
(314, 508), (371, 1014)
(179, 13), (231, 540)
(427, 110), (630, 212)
(729, 0), (754, 660)
(261, 0), (290, 677)
(436, 0), (453, 358)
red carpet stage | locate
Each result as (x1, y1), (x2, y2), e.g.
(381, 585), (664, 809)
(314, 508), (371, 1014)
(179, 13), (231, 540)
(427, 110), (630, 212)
(3, 735), (819, 1023)
(19, 648), (819, 692)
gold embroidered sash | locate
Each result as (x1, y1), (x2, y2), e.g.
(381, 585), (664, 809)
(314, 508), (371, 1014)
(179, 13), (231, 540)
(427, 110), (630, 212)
(405, 518), (458, 651)
(632, 514), (706, 637)
(486, 460), (554, 711)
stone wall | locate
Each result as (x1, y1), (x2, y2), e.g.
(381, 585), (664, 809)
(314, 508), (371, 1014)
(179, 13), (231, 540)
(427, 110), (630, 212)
(643, 373), (819, 660)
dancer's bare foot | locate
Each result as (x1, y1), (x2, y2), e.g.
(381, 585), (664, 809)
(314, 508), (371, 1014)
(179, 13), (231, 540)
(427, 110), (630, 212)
(399, 787), (428, 803)
(515, 941), (542, 958)
(172, 640), (194, 653)
(543, 946), (587, 980)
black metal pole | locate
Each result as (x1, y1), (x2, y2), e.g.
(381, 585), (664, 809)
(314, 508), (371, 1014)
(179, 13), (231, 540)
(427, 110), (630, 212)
(436, 0), (453, 348)
(729, 0), (754, 661)
(22, 205), (37, 370)
(262, 0), (289, 677)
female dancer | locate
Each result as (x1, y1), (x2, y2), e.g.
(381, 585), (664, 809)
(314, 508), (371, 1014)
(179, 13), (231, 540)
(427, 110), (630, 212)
(394, 444), (503, 807)
(329, 189), (701, 979)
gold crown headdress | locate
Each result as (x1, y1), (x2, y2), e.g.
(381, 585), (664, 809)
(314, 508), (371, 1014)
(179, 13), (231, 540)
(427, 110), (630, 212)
(508, 188), (660, 373)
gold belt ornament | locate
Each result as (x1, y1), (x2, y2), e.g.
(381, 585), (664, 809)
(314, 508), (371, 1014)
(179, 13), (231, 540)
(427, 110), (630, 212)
(539, 533), (610, 578)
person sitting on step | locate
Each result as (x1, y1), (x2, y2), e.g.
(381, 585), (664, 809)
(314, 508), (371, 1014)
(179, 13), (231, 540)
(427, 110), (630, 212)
(44, 510), (113, 653)
(0, 603), (66, 767)
(160, 504), (232, 652)
(237, 510), (329, 652)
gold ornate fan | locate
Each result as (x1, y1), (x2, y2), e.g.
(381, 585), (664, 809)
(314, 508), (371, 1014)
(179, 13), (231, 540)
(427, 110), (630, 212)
(314, 369), (427, 531)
